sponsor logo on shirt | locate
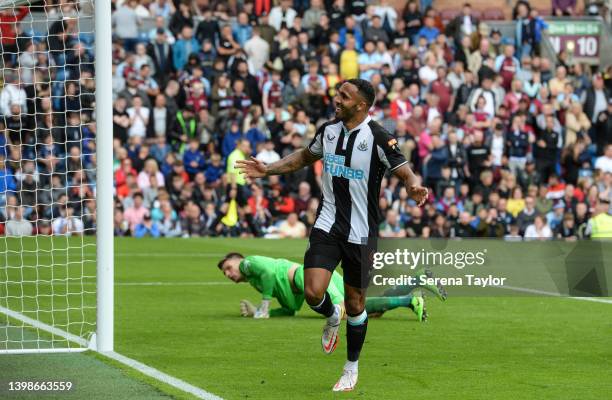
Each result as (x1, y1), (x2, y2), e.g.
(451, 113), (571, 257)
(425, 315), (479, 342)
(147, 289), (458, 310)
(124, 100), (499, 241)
(324, 154), (364, 180)
(388, 138), (400, 151)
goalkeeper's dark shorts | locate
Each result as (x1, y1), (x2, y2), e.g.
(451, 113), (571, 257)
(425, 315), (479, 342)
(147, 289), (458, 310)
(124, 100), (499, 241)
(304, 228), (375, 289)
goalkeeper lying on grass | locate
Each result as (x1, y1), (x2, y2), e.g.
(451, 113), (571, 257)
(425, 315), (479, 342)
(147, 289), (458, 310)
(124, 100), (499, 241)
(217, 253), (447, 321)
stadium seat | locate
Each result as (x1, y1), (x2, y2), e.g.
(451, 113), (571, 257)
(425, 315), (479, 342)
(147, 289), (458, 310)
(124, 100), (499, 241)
(482, 9), (505, 20)
(538, 8), (553, 15)
(471, 9), (483, 19)
(440, 9), (460, 24)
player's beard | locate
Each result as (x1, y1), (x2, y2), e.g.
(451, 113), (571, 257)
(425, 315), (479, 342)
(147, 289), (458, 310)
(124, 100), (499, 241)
(334, 103), (343, 119)
(335, 104), (354, 122)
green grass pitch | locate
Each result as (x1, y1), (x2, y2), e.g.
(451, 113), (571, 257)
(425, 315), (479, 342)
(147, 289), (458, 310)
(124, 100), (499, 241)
(1, 237), (611, 399)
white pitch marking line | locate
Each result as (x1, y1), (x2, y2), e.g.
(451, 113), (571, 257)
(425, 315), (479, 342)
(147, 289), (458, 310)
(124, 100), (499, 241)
(102, 351), (224, 400)
(0, 305), (89, 347)
(6, 252), (300, 258)
(0, 307), (225, 400)
(3, 282), (233, 287)
(66, 282), (233, 286)
(113, 281), (232, 286)
(496, 285), (612, 304)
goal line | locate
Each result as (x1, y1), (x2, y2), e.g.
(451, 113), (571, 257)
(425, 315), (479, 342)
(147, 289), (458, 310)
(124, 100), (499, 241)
(0, 305), (223, 399)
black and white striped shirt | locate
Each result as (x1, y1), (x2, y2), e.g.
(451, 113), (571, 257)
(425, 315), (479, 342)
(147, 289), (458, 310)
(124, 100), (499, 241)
(307, 116), (407, 244)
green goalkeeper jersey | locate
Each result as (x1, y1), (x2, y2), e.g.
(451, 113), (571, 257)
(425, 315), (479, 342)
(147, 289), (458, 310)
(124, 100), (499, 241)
(239, 256), (345, 312)
(239, 255), (304, 311)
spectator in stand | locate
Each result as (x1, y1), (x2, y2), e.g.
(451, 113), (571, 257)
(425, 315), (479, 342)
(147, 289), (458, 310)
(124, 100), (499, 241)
(5, 206), (33, 237)
(524, 215), (553, 240)
(52, 206), (84, 236)
(226, 139), (251, 186)
(590, 98), (611, 155)
(453, 211), (475, 238)
(379, 209), (407, 238)
(183, 138), (206, 179)
(495, 45), (520, 92)
(173, 26), (199, 71)
(112, 0), (141, 52)
(517, 195), (539, 234)
(269, 184), (294, 218)
(150, 0), (175, 22)
(0, 155), (16, 208)
(0, 6), (28, 62)
(564, 101), (591, 148)
(124, 192), (149, 232)
(595, 144), (612, 174)
(5, 0), (609, 242)
(115, 158), (138, 199)
(205, 153), (224, 188)
(277, 212), (307, 238)
(535, 115), (561, 183)
(417, 16), (439, 45)
(137, 158), (165, 191)
(552, 0), (576, 16)
(269, 0), (297, 31)
(555, 212), (577, 240)
(127, 96), (150, 139)
(134, 213), (161, 238)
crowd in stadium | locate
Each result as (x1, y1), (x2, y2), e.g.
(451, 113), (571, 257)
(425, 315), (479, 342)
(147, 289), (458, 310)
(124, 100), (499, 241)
(0, 0), (611, 239)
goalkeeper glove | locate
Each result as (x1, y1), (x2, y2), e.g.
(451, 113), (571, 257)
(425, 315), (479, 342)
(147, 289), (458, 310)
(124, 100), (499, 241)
(240, 300), (256, 317)
(253, 299), (271, 319)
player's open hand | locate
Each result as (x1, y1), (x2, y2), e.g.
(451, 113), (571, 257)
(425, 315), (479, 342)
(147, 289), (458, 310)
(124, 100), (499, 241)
(235, 157), (268, 180)
(408, 185), (428, 207)
(239, 300), (256, 317)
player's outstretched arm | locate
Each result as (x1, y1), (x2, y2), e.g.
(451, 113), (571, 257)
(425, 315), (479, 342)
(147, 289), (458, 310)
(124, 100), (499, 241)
(392, 163), (428, 207)
(236, 148), (320, 179)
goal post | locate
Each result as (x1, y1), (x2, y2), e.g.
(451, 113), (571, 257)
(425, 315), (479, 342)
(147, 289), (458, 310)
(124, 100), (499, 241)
(94, 0), (114, 353)
(0, 0), (113, 353)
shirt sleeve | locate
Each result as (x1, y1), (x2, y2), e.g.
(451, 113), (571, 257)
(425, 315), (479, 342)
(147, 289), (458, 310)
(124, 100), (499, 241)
(262, 81), (271, 97)
(307, 123), (325, 158)
(240, 256), (275, 300)
(374, 124), (408, 172)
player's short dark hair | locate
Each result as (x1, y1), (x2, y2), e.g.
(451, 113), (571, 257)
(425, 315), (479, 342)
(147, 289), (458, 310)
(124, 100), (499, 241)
(217, 252), (244, 269)
(346, 78), (375, 108)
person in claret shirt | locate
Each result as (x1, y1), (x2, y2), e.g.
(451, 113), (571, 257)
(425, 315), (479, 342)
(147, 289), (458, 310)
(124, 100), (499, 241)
(473, 96), (493, 131)
(185, 81), (208, 114)
(495, 45), (520, 92)
(430, 66), (453, 116)
(460, 112), (477, 138)
(503, 79), (526, 114)
(262, 69), (284, 116)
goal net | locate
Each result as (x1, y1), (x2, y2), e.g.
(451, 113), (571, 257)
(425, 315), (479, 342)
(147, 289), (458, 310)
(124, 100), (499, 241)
(0, 0), (99, 353)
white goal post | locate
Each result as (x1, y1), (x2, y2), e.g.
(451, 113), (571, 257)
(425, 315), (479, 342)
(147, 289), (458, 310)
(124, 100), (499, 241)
(0, 0), (113, 353)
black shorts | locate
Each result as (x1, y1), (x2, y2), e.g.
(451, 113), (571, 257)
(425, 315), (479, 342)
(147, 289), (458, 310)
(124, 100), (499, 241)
(304, 228), (375, 289)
